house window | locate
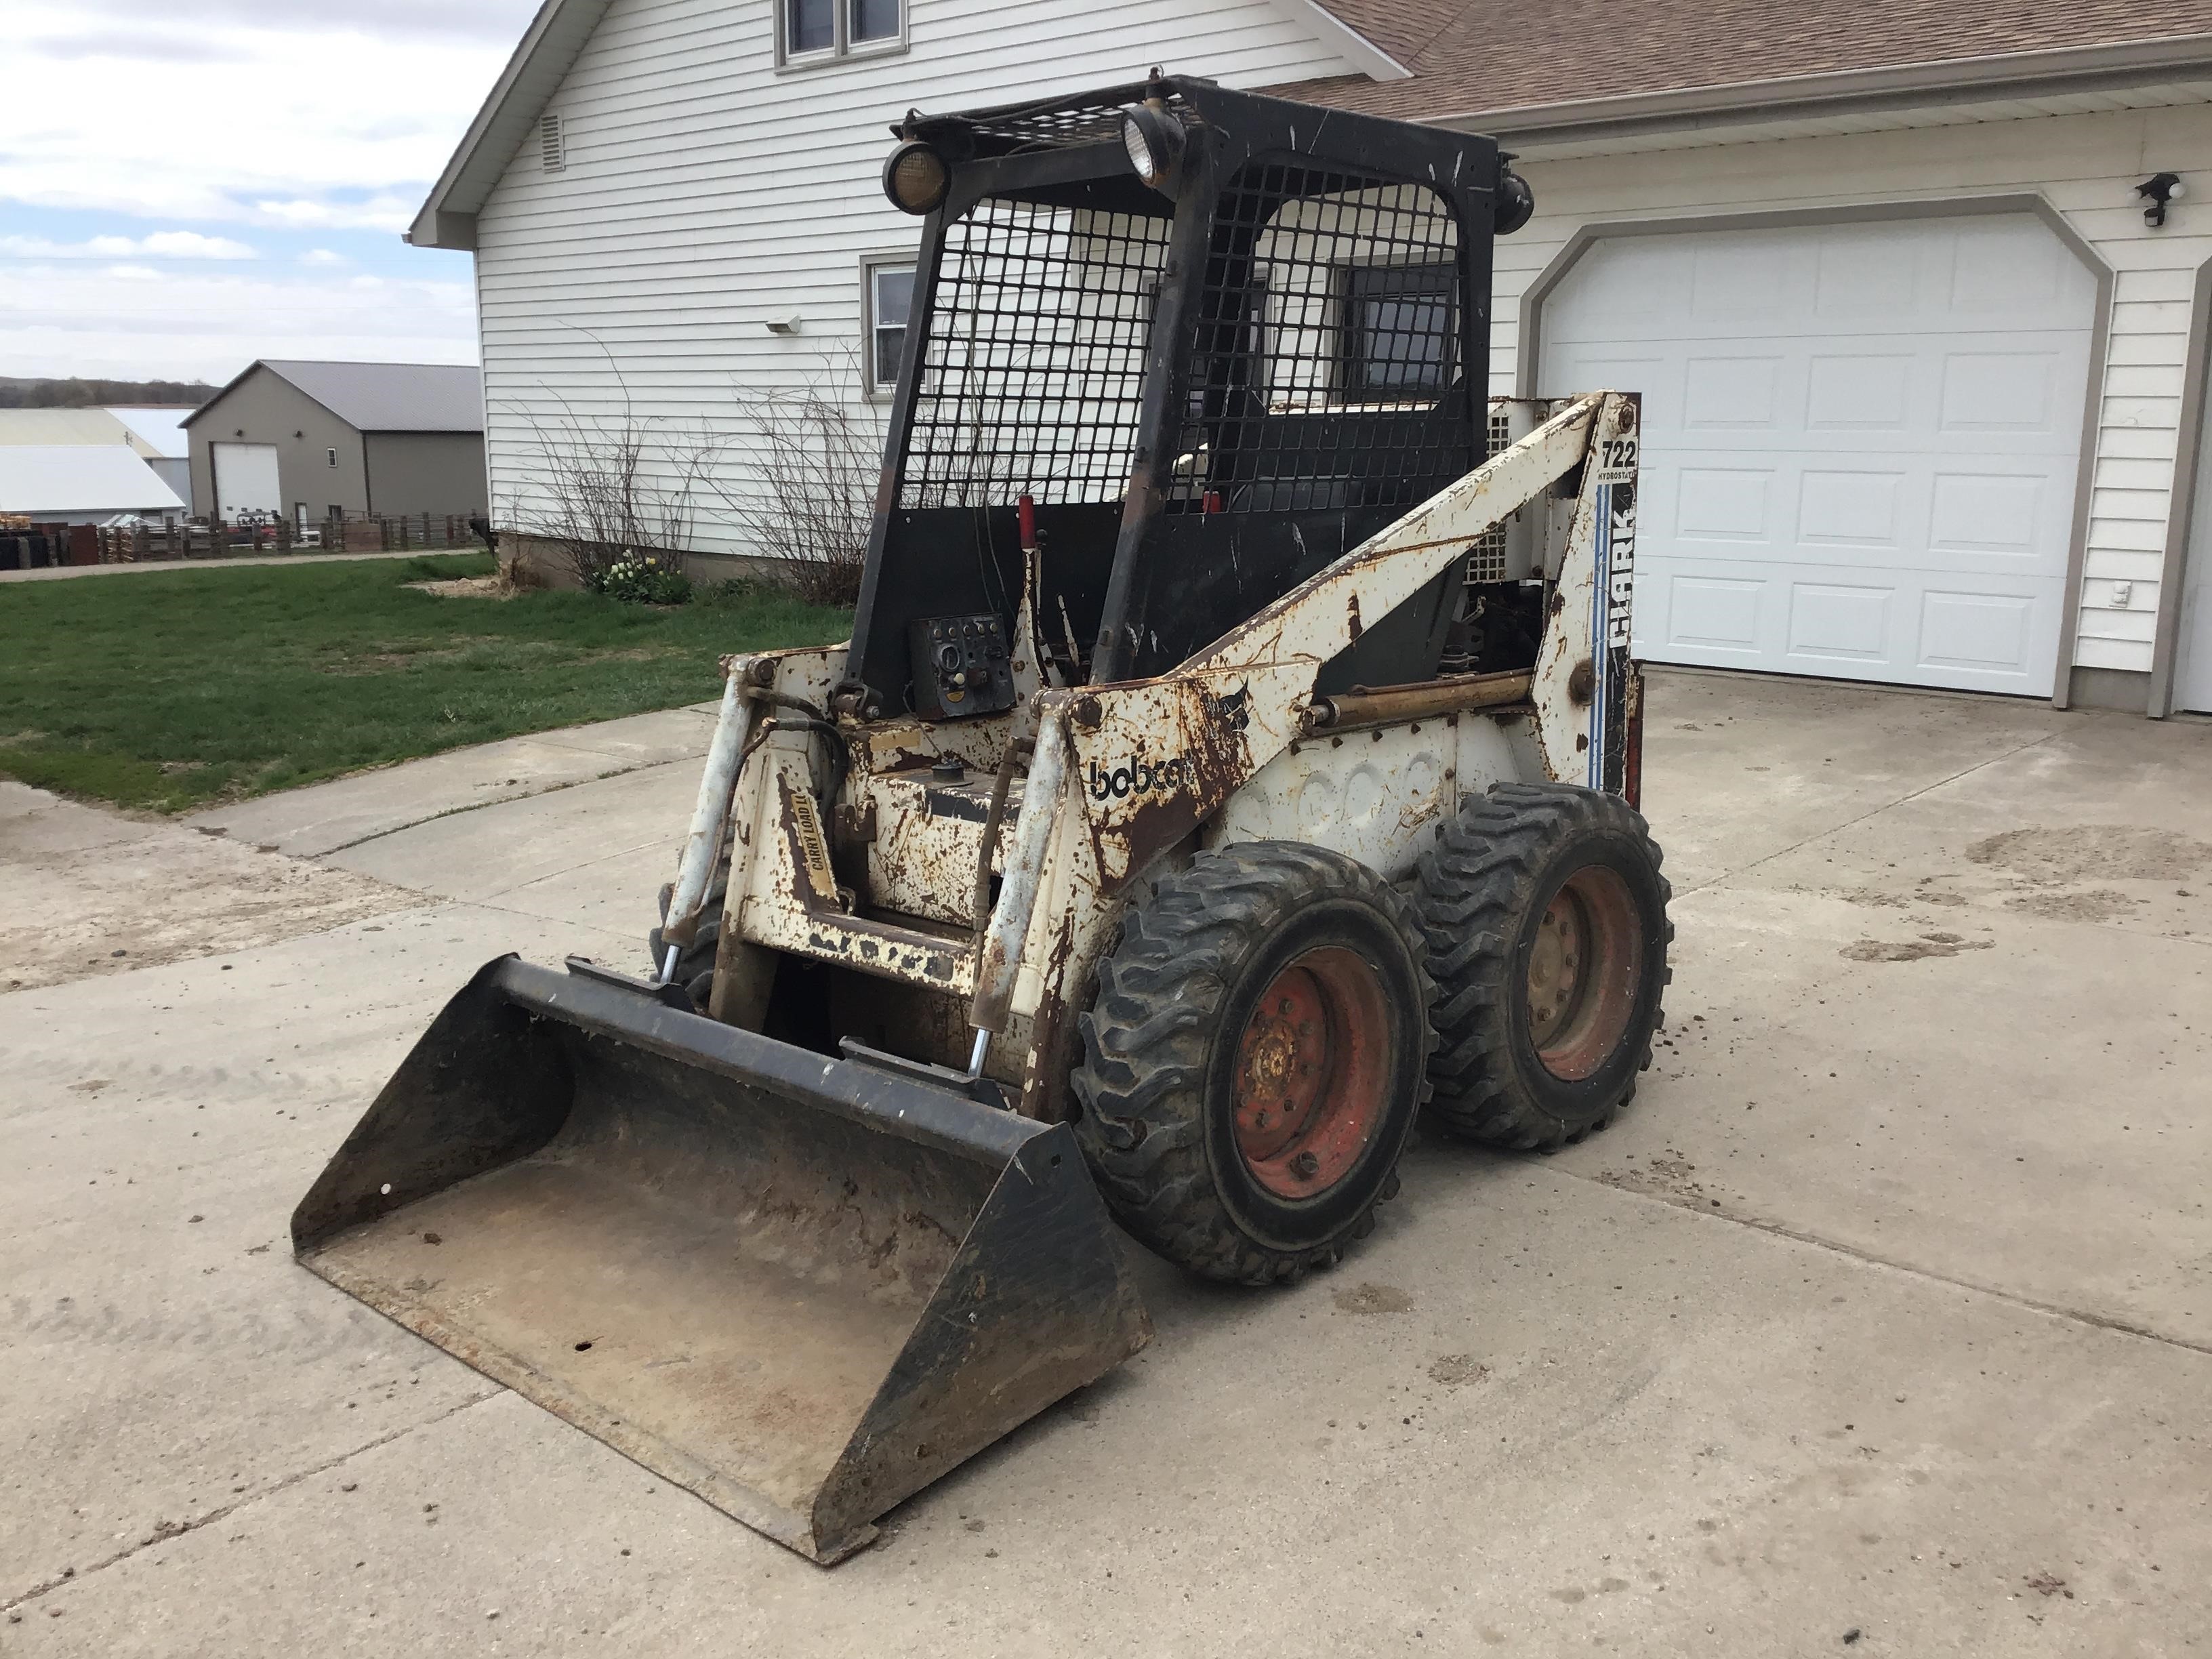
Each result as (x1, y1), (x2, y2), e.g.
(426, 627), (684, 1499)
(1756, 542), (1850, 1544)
(327, 447), (339, 466)
(1340, 263), (1456, 399)
(865, 259), (915, 394)
(780, 0), (903, 64)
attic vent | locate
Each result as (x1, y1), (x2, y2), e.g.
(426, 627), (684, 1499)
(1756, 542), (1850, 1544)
(539, 112), (566, 173)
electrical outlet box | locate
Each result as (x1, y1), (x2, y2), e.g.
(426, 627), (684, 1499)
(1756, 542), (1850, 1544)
(2111, 581), (2133, 608)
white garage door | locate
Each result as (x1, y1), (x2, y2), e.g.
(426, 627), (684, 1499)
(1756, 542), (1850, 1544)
(211, 441), (281, 521)
(1539, 214), (2096, 695)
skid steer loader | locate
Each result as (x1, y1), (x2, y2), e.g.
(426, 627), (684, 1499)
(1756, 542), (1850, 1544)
(293, 77), (1669, 1564)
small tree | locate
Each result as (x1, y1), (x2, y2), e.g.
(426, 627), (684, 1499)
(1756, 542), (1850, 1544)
(713, 354), (880, 609)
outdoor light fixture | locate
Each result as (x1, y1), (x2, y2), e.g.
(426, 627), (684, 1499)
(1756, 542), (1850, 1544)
(882, 140), (950, 215)
(1120, 101), (1186, 191)
(2137, 171), (2184, 228)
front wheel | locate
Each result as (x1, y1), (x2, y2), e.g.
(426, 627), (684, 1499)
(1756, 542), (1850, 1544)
(1072, 843), (1435, 1285)
(1416, 783), (1672, 1149)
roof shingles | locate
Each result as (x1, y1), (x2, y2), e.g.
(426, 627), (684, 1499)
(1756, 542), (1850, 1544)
(1292, 0), (2212, 119)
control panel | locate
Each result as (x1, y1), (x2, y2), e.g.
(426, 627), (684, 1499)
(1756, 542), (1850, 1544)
(908, 613), (1017, 720)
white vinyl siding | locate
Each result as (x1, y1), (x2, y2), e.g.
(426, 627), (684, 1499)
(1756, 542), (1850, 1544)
(1498, 100), (2212, 684)
(471, 0), (1357, 553)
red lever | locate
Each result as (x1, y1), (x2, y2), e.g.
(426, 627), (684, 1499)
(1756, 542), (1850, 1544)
(1017, 494), (1038, 550)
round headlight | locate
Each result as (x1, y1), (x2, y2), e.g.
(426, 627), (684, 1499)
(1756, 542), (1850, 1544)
(1119, 103), (1186, 190)
(882, 140), (950, 216)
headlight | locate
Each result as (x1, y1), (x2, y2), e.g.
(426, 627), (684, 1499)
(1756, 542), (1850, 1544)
(1119, 102), (1186, 190)
(882, 140), (950, 215)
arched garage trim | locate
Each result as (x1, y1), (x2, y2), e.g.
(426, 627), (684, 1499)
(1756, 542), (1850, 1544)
(1513, 194), (2114, 712)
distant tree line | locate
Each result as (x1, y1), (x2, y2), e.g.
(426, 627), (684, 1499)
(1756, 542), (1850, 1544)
(0, 375), (216, 409)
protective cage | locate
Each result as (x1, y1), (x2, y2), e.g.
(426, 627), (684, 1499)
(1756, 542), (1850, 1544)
(846, 77), (1510, 714)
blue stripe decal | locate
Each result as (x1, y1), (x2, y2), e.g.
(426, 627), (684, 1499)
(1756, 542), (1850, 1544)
(1588, 483), (1610, 788)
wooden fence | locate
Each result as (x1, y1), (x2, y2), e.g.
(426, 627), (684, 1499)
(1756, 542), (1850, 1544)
(87, 514), (487, 565)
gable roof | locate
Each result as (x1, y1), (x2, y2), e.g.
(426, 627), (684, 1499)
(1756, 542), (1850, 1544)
(404, 0), (1410, 250)
(0, 446), (184, 515)
(185, 361), (484, 435)
(1290, 1), (2212, 132)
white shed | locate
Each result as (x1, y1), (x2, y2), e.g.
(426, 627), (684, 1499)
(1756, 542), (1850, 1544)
(410, 0), (2212, 715)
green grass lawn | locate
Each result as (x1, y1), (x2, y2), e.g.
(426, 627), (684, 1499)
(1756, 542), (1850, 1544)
(0, 554), (849, 811)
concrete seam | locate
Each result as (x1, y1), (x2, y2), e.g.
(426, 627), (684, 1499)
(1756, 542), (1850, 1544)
(1557, 1168), (2212, 1362)
(309, 763), (644, 859)
(1675, 727), (2066, 899)
(1, 1387), (506, 1615)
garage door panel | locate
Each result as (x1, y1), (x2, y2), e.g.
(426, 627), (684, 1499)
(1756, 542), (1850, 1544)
(1927, 473), (2048, 562)
(1805, 353), (1916, 431)
(1918, 590), (2043, 680)
(1662, 574), (1765, 655)
(1674, 467), (1774, 544)
(1939, 350), (2072, 434)
(1788, 582), (1896, 665)
(1798, 469), (1904, 551)
(1542, 213), (2091, 695)
(1683, 355), (1784, 429)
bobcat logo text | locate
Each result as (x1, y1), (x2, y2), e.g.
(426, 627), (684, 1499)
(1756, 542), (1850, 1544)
(1088, 756), (1194, 801)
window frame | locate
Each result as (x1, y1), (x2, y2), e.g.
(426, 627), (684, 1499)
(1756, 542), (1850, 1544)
(776, 0), (907, 70)
(861, 252), (918, 402)
(1335, 260), (1458, 406)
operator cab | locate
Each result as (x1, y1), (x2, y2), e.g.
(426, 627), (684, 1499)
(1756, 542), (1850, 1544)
(838, 77), (1536, 722)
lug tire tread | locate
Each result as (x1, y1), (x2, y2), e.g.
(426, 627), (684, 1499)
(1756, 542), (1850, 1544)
(1073, 842), (1435, 1286)
(1416, 783), (1673, 1151)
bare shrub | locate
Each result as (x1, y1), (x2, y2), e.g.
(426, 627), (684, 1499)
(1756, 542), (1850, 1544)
(713, 354), (880, 609)
(510, 350), (718, 588)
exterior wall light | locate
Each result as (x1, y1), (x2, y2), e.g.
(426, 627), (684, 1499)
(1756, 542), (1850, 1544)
(2138, 172), (2184, 228)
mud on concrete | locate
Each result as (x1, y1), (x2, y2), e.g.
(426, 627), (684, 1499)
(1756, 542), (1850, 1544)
(0, 782), (424, 992)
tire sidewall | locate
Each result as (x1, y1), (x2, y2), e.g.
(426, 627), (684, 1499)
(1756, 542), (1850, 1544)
(1504, 827), (1667, 1122)
(1199, 896), (1427, 1252)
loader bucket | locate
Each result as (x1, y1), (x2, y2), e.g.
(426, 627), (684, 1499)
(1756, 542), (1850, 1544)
(291, 956), (1150, 1563)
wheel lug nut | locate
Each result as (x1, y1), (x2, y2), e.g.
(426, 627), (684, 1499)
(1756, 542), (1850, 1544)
(1289, 1151), (1319, 1180)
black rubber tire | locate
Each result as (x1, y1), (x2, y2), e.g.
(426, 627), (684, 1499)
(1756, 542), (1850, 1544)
(1416, 782), (1671, 1150)
(649, 846), (729, 1014)
(1071, 842), (1436, 1286)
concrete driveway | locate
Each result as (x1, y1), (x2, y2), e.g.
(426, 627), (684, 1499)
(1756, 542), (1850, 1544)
(3, 670), (2209, 1655)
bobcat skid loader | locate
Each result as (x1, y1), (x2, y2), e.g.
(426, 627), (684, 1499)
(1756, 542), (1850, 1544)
(293, 77), (1668, 1564)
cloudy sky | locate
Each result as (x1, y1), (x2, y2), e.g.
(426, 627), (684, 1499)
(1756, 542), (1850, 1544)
(1, 0), (541, 382)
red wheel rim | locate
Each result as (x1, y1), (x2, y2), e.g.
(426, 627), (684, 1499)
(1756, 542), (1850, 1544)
(1231, 947), (1389, 1197)
(1525, 865), (1643, 1081)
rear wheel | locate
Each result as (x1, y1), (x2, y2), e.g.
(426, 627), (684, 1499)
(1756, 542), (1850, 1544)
(1416, 783), (1671, 1149)
(1072, 843), (1434, 1285)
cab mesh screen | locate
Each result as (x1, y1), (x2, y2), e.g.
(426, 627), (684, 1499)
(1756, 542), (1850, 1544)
(901, 200), (1172, 510)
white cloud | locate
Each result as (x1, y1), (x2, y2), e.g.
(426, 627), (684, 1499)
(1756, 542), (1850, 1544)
(0, 1), (523, 228)
(0, 230), (259, 260)
(298, 247), (350, 268)
(250, 195), (419, 232)
(0, 263), (478, 382)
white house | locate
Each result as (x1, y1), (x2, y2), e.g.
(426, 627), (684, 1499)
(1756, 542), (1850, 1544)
(409, 0), (2212, 716)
